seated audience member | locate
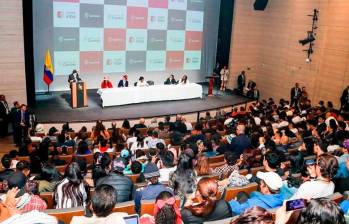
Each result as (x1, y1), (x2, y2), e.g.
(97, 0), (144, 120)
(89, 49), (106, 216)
(91, 121), (110, 144)
(134, 163), (173, 213)
(0, 154), (14, 181)
(1, 172), (47, 212)
(228, 124), (251, 157)
(181, 177), (233, 223)
(181, 116), (193, 132)
(100, 76), (113, 89)
(164, 74), (177, 85)
(137, 76), (149, 87)
(263, 151), (284, 177)
(291, 154), (338, 199)
(158, 151), (177, 183)
(213, 151), (239, 180)
(15, 160), (30, 177)
(132, 118), (147, 130)
(172, 114), (187, 134)
(194, 156), (212, 177)
(146, 131), (165, 149)
(54, 162), (89, 209)
(169, 153), (197, 207)
(276, 198), (346, 224)
(71, 184), (127, 224)
(118, 74), (129, 87)
(76, 140), (91, 155)
(130, 135), (148, 153)
(96, 158), (133, 203)
(0, 189), (57, 224)
(230, 206), (274, 224)
(178, 75), (189, 84)
(38, 164), (62, 193)
(92, 152), (111, 185)
(229, 171), (284, 215)
(140, 191), (182, 224)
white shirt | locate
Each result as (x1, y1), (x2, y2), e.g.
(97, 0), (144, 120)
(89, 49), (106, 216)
(220, 68), (229, 81)
(185, 122), (193, 131)
(71, 212), (127, 224)
(137, 81), (149, 87)
(159, 166), (177, 182)
(126, 136), (137, 148)
(2, 210), (57, 224)
(291, 180), (335, 200)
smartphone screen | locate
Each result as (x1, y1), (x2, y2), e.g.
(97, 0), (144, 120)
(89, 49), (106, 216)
(286, 199), (306, 211)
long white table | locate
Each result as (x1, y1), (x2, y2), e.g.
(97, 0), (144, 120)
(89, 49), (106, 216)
(97, 83), (203, 107)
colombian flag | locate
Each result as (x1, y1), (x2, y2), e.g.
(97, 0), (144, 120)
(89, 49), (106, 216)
(43, 50), (54, 86)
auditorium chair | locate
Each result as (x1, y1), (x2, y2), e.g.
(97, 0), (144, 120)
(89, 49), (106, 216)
(208, 154), (225, 164)
(238, 169), (249, 176)
(136, 128), (148, 136)
(140, 197), (180, 216)
(40, 192), (54, 209)
(35, 133), (46, 138)
(223, 182), (258, 201)
(112, 200), (136, 214)
(56, 165), (67, 174)
(45, 206), (84, 224)
(250, 166), (265, 176)
(17, 156), (30, 163)
(76, 154), (93, 164)
(126, 173), (140, 184)
(58, 155), (73, 164)
(209, 161), (226, 169)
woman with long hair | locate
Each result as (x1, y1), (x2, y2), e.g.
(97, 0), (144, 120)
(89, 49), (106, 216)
(195, 156), (212, 177)
(91, 121), (110, 144)
(54, 162), (89, 208)
(181, 177), (232, 223)
(169, 153), (197, 207)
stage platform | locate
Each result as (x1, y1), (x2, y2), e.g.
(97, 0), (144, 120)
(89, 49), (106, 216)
(33, 84), (252, 123)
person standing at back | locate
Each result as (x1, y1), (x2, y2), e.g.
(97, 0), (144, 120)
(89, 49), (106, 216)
(237, 71), (246, 95)
(290, 83), (301, 107)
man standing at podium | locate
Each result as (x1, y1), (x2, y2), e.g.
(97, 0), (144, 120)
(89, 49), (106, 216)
(68, 70), (81, 84)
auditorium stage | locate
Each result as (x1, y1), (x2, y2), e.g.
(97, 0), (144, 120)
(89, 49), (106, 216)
(33, 84), (251, 123)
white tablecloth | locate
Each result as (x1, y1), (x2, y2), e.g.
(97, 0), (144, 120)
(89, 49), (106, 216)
(97, 83), (203, 107)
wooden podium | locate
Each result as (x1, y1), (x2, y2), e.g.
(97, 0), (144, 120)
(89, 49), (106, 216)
(70, 82), (88, 108)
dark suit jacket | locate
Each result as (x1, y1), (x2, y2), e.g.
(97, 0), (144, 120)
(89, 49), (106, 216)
(15, 110), (30, 127)
(68, 73), (81, 83)
(0, 169), (14, 181)
(118, 80), (129, 87)
(0, 101), (9, 119)
(341, 89), (349, 105)
(164, 78), (177, 85)
(228, 134), (251, 156)
(291, 87), (301, 100)
(237, 74), (246, 88)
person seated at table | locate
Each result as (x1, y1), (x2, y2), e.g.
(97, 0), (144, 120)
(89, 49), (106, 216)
(136, 76), (149, 87)
(179, 75), (189, 85)
(118, 75), (129, 88)
(164, 74), (177, 85)
(101, 76), (113, 89)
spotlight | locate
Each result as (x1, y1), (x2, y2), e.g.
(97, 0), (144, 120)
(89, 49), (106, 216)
(299, 34), (315, 45)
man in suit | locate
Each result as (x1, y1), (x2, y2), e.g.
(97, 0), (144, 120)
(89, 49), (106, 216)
(237, 71), (246, 95)
(340, 86), (349, 111)
(227, 124), (251, 156)
(0, 95), (10, 137)
(118, 75), (129, 87)
(68, 69), (81, 83)
(14, 104), (30, 145)
(290, 83), (301, 107)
